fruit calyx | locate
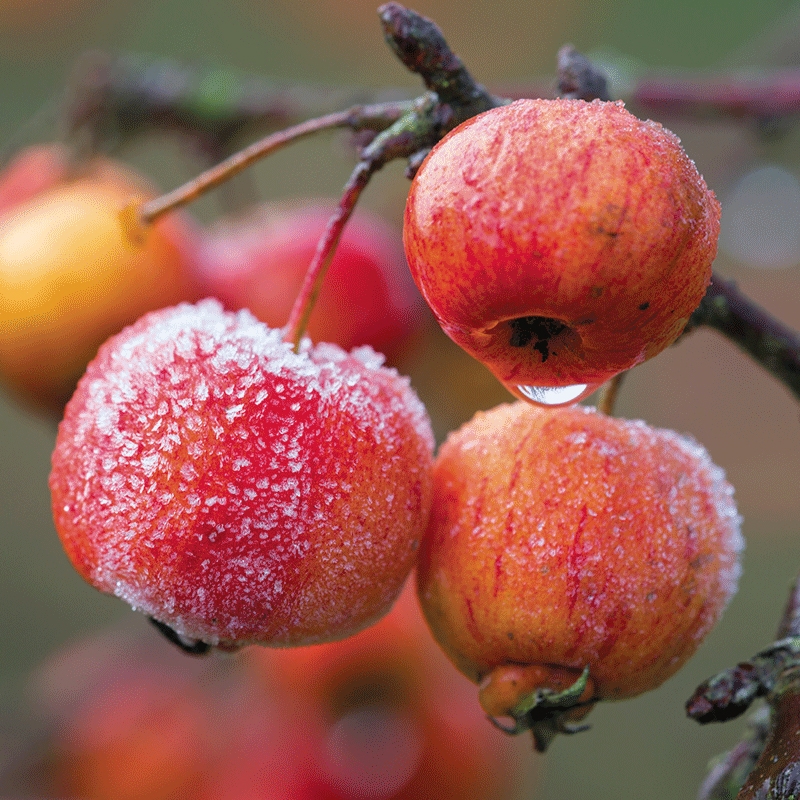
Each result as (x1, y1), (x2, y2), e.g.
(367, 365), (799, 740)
(479, 663), (596, 752)
(147, 617), (212, 656)
(506, 316), (580, 363)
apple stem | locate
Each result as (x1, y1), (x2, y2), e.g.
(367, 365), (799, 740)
(283, 159), (377, 351)
(596, 372), (626, 415)
(136, 103), (411, 227)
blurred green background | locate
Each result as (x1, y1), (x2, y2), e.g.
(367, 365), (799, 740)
(3, 0), (800, 798)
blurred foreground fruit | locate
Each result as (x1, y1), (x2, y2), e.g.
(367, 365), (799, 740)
(417, 402), (743, 749)
(197, 202), (426, 362)
(245, 583), (526, 800)
(0, 155), (201, 412)
(53, 668), (210, 800)
(27, 628), (319, 800)
(404, 98), (720, 405)
(24, 601), (525, 800)
(50, 299), (434, 649)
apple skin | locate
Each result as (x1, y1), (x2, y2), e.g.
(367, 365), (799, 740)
(49, 299), (434, 649)
(416, 402), (743, 703)
(0, 143), (71, 215)
(0, 156), (201, 413)
(196, 202), (426, 362)
(403, 98), (720, 397)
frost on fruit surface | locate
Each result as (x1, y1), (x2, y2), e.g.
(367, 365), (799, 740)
(403, 98), (720, 388)
(416, 402), (743, 699)
(50, 299), (434, 647)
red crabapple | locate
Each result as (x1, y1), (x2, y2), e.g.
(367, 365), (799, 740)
(30, 627), (321, 800)
(0, 143), (71, 215)
(416, 402), (742, 748)
(196, 202), (426, 362)
(403, 98), (720, 405)
(49, 299), (434, 649)
(0, 156), (201, 412)
(246, 583), (525, 800)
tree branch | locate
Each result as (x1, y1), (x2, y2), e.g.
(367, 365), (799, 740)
(557, 45), (610, 102)
(631, 69), (800, 124)
(690, 569), (800, 799)
(136, 102), (410, 225)
(685, 273), (800, 403)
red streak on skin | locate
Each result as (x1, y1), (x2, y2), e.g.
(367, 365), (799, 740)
(471, 477), (488, 534)
(567, 504), (589, 616)
(464, 595), (482, 643)
(596, 605), (627, 662)
(494, 429), (533, 599)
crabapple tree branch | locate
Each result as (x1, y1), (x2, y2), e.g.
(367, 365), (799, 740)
(556, 45), (610, 102)
(630, 69), (800, 125)
(736, 669), (800, 799)
(735, 571), (800, 800)
(378, 2), (496, 108)
(686, 273), (800, 403)
(136, 102), (411, 225)
(686, 637), (800, 724)
(696, 706), (771, 800)
(62, 50), (386, 158)
(61, 52), (800, 153)
(688, 569), (800, 799)
(282, 3), (506, 345)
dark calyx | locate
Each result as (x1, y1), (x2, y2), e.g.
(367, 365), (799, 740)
(508, 316), (569, 361)
(148, 616), (212, 656)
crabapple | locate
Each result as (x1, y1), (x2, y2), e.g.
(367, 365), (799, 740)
(403, 98), (721, 405)
(53, 667), (211, 800)
(196, 202), (426, 362)
(0, 156), (201, 412)
(0, 143), (71, 215)
(30, 627), (321, 800)
(49, 299), (434, 649)
(416, 402), (743, 749)
(246, 583), (525, 800)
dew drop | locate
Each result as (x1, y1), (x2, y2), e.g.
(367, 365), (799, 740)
(516, 383), (590, 406)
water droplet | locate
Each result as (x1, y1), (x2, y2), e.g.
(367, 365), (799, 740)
(516, 383), (591, 406)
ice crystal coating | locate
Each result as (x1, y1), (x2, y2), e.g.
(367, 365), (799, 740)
(50, 299), (434, 647)
(417, 402), (743, 700)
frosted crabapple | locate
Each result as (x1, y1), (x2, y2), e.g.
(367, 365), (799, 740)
(403, 98), (721, 406)
(196, 202), (426, 362)
(0, 156), (200, 412)
(49, 299), (434, 649)
(416, 402), (743, 750)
